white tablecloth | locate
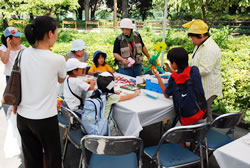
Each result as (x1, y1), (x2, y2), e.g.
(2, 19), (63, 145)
(112, 73), (175, 136)
(213, 133), (250, 168)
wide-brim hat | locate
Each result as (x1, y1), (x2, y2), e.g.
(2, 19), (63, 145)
(4, 27), (23, 37)
(120, 18), (134, 29)
(71, 39), (87, 51)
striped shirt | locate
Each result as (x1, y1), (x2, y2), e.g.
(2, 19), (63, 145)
(189, 37), (223, 100)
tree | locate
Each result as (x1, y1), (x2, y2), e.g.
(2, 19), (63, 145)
(106, 0), (152, 20)
(84, 0), (89, 21)
(130, 0), (153, 21)
(122, 0), (128, 18)
(78, 0), (84, 20)
(0, 0), (79, 22)
(167, 0), (250, 23)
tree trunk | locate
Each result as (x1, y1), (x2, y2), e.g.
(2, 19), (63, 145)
(90, 1), (97, 21)
(201, 4), (207, 23)
(122, 0), (128, 18)
(84, 0), (89, 21)
(77, 8), (83, 20)
(229, 5), (237, 15)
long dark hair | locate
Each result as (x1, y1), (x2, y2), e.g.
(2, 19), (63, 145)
(1, 35), (13, 47)
(90, 72), (115, 99)
(93, 53), (106, 67)
(25, 16), (57, 46)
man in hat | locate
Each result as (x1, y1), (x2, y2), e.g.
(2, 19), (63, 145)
(113, 18), (151, 77)
(183, 19), (223, 122)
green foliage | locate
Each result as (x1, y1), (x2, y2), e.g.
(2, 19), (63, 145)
(0, 26), (249, 123)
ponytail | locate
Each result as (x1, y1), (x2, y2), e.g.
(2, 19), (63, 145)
(24, 16), (57, 46)
(25, 24), (36, 45)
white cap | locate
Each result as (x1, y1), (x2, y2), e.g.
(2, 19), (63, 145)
(120, 18), (134, 29)
(71, 39), (87, 51)
(66, 58), (87, 72)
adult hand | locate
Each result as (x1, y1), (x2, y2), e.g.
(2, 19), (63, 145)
(122, 59), (129, 65)
(7, 37), (12, 50)
(12, 106), (17, 114)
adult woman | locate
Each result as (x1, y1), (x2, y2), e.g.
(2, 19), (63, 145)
(0, 27), (26, 83)
(183, 19), (223, 122)
(16, 16), (66, 168)
(66, 39), (89, 75)
(113, 18), (151, 77)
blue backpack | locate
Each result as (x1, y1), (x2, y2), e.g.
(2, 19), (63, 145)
(171, 66), (207, 125)
(81, 92), (108, 135)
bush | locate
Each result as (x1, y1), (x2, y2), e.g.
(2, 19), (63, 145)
(0, 26), (249, 123)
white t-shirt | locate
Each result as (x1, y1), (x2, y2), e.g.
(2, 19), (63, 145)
(0, 45), (26, 76)
(64, 77), (90, 111)
(17, 48), (66, 119)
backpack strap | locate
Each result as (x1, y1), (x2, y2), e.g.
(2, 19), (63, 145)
(66, 77), (84, 108)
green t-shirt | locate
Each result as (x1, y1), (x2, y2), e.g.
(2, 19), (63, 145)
(104, 94), (120, 119)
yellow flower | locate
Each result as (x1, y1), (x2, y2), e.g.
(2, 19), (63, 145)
(154, 42), (167, 52)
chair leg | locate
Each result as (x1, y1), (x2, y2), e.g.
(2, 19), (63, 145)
(79, 153), (83, 168)
(62, 137), (69, 161)
(200, 144), (204, 168)
(204, 137), (209, 168)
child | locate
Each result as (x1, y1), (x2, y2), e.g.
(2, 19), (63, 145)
(90, 71), (140, 134)
(152, 47), (207, 125)
(64, 58), (96, 113)
(0, 27), (26, 83)
(66, 39), (89, 75)
(88, 50), (115, 76)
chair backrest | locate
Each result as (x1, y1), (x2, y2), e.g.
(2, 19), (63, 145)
(211, 111), (244, 129)
(160, 123), (210, 145)
(61, 106), (86, 133)
(82, 135), (143, 156)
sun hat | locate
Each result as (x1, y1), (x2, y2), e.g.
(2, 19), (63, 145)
(120, 18), (134, 29)
(4, 27), (23, 37)
(182, 19), (209, 34)
(71, 39), (87, 51)
(66, 58), (87, 72)
(93, 50), (107, 61)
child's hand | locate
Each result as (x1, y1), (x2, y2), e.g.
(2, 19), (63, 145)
(152, 69), (160, 78)
(135, 89), (141, 96)
(115, 90), (121, 95)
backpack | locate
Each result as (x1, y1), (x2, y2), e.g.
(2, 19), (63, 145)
(81, 91), (108, 135)
(171, 66), (207, 125)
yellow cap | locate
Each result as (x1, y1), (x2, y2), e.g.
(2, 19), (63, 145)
(182, 19), (208, 34)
